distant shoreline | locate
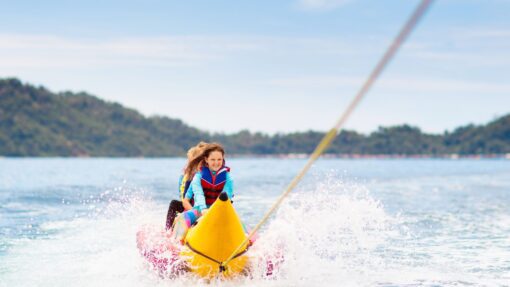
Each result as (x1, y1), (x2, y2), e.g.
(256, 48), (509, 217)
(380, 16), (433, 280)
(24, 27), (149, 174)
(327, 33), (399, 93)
(230, 153), (510, 159)
(1, 154), (509, 160)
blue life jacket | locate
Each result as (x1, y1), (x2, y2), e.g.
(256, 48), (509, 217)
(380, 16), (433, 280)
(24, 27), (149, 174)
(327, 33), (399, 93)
(200, 166), (230, 206)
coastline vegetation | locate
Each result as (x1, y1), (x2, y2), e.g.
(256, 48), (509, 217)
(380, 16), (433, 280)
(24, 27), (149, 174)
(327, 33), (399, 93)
(1, 78), (509, 157)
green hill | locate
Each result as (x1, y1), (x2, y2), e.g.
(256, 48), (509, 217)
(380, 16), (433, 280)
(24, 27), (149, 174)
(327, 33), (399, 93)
(0, 78), (207, 156)
(1, 78), (509, 157)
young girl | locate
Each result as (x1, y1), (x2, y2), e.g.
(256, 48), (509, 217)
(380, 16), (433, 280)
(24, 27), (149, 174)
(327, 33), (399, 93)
(165, 142), (207, 230)
(183, 143), (233, 214)
(171, 143), (233, 238)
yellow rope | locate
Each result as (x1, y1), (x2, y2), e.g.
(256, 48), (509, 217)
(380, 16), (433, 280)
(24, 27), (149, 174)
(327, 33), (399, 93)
(220, 0), (435, 271)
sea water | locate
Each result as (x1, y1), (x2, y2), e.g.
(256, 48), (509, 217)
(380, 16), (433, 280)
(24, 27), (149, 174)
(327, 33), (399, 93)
(0, 158), (509, 286)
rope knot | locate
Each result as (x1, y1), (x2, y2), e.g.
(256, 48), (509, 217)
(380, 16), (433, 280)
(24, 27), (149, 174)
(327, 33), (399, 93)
(219, 264), (227, 273)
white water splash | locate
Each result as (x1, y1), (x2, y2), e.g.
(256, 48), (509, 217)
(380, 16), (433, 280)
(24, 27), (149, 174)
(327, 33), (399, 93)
(245, 178), (397, 286)
(1, 174), (508, 287)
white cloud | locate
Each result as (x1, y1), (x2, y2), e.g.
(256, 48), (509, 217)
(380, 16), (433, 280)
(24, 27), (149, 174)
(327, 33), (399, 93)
(377, 76), (510, 94)
(0, 33), (372, 70)
(268, 75), (362, 89)
(0, 34), (264, 69)
(394, 26), (510, 67)
(296, 0), (352, 11)
(455, 28), (510, 39)
(266, 74), (510, 95)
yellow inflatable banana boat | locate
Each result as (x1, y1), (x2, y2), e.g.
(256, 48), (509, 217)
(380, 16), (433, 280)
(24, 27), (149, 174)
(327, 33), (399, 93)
(137, 192), (264, 279)
(180, 191), (249, 278)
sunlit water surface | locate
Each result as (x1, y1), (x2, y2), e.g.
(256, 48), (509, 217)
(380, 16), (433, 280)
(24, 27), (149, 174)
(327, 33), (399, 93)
(0, 158), (509, 286)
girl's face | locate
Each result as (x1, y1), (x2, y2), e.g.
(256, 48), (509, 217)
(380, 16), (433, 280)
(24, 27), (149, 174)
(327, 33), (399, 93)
(205, 151), (224, 172)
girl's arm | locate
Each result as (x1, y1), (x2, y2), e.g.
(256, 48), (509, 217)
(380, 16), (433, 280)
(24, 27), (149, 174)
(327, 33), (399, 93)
(183, 181), (194, 211)
(177, 175), (184, 199)
(223, 173), (234, 199)
(190, 173), (207, 211)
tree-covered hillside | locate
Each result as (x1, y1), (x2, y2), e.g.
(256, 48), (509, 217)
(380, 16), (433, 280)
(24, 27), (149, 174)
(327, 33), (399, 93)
(0, 78), (206, 156)
(1, 78), (509, 156)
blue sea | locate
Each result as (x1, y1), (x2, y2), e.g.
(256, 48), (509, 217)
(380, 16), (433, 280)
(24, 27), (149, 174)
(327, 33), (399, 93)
(0, 158), (509, 286)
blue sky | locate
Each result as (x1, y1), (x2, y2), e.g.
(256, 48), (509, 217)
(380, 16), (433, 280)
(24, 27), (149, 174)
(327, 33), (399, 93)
(1, 0), (509, 134)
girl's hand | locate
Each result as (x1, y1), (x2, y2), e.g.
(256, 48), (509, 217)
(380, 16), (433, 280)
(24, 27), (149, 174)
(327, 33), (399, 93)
(182, 198), (193, 211)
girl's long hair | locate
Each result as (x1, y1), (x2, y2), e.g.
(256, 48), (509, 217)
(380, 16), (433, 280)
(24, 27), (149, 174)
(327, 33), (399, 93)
(187, 141), (208, 159)
(184, 143), (225, 180)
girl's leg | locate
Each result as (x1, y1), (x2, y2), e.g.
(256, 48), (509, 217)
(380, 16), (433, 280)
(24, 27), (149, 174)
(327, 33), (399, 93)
(165, 200), (184, 230)
(170, 209), (201, 242)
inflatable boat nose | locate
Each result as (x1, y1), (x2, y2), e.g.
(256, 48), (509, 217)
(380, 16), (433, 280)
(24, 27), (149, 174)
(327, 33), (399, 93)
(181, 191), (248, 278)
